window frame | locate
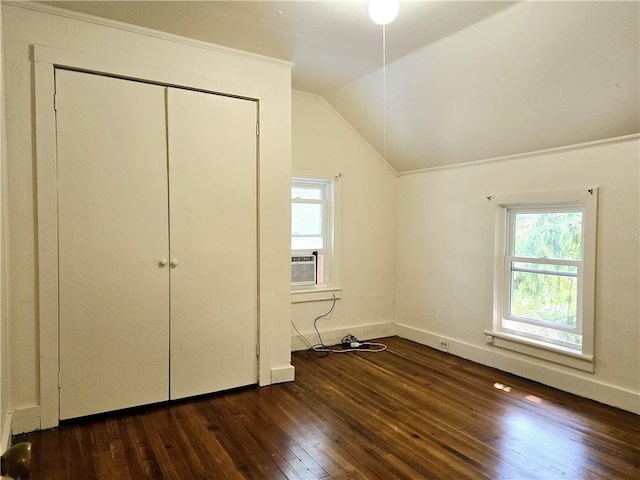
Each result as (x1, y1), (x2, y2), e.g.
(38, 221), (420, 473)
(291, 170), (342, 303)
(489, 188), (598, 372)
(503, 206), (584, 342)
(291, 179), (329, 256)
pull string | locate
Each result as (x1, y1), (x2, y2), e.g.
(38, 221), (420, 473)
(382, 24), (388, 163)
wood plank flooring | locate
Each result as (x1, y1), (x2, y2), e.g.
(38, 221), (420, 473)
(15, 337), (640, 479)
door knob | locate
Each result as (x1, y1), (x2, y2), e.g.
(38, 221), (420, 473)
(158, 259), (168, 267)
(170, 259), (179, 267)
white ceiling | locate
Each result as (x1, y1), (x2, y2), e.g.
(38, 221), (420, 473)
(41, 1), (640, 172)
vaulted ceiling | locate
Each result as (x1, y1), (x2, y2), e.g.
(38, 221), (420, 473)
(40, 1), (640, 172)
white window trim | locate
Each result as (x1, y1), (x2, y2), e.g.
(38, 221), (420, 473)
(291, 169), (342, 303)
(488, 188), (598, 372)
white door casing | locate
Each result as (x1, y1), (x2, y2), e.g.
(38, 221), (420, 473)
(33, 43), (291, 429)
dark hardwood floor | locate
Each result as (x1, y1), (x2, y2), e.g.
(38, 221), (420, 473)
(16, 337), (640, 479)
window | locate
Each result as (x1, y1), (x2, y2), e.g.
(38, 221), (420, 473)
(504, 207), (583, 346)
(291, 172), (341, 302)
(490, 189), (597, 371)
(292, 180), (328, 255)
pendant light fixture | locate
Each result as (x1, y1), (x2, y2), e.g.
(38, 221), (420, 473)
(368, 0), (400, 25)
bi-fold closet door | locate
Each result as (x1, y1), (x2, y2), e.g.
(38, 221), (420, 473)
(56, 69), (258, 420)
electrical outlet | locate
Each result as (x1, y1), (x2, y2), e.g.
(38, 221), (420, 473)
(438, 339), (450, 351)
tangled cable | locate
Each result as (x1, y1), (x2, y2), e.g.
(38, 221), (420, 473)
(293, 294), (387, 356)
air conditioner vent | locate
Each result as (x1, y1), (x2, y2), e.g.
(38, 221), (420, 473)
(291, 255), (316, 285)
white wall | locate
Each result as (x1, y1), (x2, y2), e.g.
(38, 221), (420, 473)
(3, 2), (292, 433)
(291, 92), (397, 349)
(397, 137), (640, 413)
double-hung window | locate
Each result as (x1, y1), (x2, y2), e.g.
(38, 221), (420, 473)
(291, 173), (341, 301)
(490, 189), (597, 371)
(292, 179), (328, 253)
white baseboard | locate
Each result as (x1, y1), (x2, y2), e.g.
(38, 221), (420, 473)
(292, 322), (397, 352)
(10, 406), (41, 436)
(271, 363), (295, 384)
(397, 324), (640, 415)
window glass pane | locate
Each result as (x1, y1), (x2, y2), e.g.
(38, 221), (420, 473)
(510, 269), (578, 327)
(503, 319), (582, 347)
(292, 202), (324, 251)
(292, 236), (323, 251)
(513, 212), (582, 260)
(292, 185), (324, 200)
(292, 203), (323, 236)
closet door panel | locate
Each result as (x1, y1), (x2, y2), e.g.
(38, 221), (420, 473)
(167, 88), (258, 399)
(57, 70), (170, 419)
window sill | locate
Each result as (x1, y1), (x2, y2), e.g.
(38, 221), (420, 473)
(291, 286), (342, 304)
(484, 330), (594, 373)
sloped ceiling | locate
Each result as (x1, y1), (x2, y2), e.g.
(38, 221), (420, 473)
(39, 1), (640, 172)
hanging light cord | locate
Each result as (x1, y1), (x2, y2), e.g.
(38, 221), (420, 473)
(382, 24), (388, 163)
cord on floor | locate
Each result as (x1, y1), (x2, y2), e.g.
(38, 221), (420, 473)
(304, 294), (387, 355)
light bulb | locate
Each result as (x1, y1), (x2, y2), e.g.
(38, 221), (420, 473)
(368, 0), (400, 25)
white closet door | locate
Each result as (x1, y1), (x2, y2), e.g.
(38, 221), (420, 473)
(57, 70), (170, 419)
(167, 88), (258, 399)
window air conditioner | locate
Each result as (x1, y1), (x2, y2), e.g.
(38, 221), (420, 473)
(291, 255), (316, 286)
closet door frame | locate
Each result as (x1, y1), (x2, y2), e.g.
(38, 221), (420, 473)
(33, 45), (274, 429)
